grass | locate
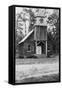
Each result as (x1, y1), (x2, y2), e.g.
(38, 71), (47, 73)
(16, 56), (59, 65)
(16, 74), (59, 83)
(15, 55), (59, 83)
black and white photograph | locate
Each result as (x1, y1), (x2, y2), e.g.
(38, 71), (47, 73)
(0, 0), (62, 89)
(14, 6), (60, 84)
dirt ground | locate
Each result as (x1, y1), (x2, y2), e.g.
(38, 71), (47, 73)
(16, 56), (59, 65)
(15, 55), (59, 83)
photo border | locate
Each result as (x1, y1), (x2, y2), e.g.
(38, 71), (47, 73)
(9, 5), (61, 85)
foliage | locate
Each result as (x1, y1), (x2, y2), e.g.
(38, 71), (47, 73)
(47, 10), (59, 54)
(23, 8), (36, 31)
(16, 11), (29, 44)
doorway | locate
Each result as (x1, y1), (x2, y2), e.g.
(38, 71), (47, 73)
(36, 46), (42, 54)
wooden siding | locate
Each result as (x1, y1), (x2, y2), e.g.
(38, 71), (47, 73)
(18, 32), (35, 57)
(23, 41), (35, 57)
(40, 26), (47, 40)
(23, 32), (35, 56)
(34, 26), (47, 41)
(18, 43), (24, 57)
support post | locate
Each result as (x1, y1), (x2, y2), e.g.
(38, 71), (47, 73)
(36, 27), (37, 54)
(46, 40), (47, 56)
(35, 41), (37, 54)
(34, 26), (37, 54)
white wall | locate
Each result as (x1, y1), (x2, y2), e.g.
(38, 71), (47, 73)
(0, 0), (62, 89)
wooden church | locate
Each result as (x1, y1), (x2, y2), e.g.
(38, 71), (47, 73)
(17, 10), (47, 58)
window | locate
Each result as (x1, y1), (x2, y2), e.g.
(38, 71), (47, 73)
(28, 45), (31, 51)
(40, 18), (43, 23)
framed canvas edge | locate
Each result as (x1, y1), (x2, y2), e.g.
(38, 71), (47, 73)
(8, 5), (61, 85)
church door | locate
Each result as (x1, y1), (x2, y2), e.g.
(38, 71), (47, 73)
(36, 46), (42, 54)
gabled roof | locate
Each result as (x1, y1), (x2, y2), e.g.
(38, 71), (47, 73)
(18, 29), (34, 44)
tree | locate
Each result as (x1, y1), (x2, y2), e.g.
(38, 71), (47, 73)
(23, 8), (36, 32)
(47, 9), (59, 54)
(22, 12), (29, 35)
(16, 13), (24, 45)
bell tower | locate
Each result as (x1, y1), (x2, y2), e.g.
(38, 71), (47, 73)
(34, 9), (47, 56)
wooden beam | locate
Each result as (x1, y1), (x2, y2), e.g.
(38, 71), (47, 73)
(35, 27), (37, 54)
(46, 41), (47, 56)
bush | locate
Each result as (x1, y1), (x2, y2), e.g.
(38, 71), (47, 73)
(27, 55), (38, 58)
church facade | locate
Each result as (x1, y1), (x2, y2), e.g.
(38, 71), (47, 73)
(17, 10), (47, 58)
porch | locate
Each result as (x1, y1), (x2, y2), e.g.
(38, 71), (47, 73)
(34, 40), (47, 57)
